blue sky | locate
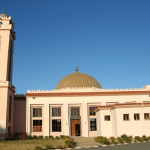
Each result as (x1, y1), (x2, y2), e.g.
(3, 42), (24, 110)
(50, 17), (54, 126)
(1, 0), (150, 94)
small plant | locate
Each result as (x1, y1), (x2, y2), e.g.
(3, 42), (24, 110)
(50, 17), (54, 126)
(60, 135), (65, 139)
(128, 136), (133, 141)
(32, 135), (38, 140)
(102, 137), (107, 141)
(26, 136), (33, 140)
(44, 136), (49, 139)
(38, 136), (43, 140)
(142, 135), (148, 141)
(117, 137), (124, 143)
(21, 131), (27, 140)
(135, 136), (142, 142)
(34, 146), (42, 150)
(49, 136), (54, 139)
(94, 136), (104, 143)
(111, 140), (118, 144)
(102, 140), (110, 145)
(121, 134), (128, 142)
(109, 136), (115, 142)
(46, 145), (53, 149)
(55, 136), (59, 140)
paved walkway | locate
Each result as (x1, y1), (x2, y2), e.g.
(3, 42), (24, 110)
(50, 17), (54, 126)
(71, 137), (102, 148)
(75, 142), (150, 150)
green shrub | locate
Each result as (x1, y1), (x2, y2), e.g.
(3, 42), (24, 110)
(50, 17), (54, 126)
(46, 145), (53, 149)
(135, 136), (142, 142)
(94, 136), (104, 142)
(102, 140), (110, 145)
(65, 140), (73, 145)
(148, 136), (150, 140)
(111, 141), (118, 144)
(34, 146), (42, 150)
(121, 134), (128, 141)
(33, 135), (38, 140)
(102, 137), (107, 141)
(55, 136), (59, 140)
(142, 135), (148, 141)
(60, 135), (66, 139)
(26, 136), (33, 140)
(128, 136), (133, 141)
(95, 138), (103, 143)
(49, 136), (54, 139)
(38, 136), (43, 140)
(117, 137), (124, 143)
(109, 136), (115, 141)
(64, 136), (70, 138)
(44, 136), (49, 139)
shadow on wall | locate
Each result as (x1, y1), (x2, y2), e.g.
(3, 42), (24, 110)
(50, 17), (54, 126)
(0, 125), (5, 133)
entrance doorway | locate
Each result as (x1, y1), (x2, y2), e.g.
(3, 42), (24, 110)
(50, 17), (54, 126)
(71, 119), (80, 136)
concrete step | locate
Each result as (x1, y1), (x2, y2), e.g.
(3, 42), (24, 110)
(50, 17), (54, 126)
(71, 137), (102, 147)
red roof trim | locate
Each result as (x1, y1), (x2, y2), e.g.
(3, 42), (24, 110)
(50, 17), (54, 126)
(25, 91), (150, 97)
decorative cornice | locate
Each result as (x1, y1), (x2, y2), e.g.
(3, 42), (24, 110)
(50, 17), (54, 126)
(25, 90), (150, 97)
(95, 102), (150, 112)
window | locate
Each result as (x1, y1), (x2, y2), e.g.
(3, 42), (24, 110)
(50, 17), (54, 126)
(52, 119), (61, 132)
(134, 114), (140, 120)
(105, 115), (110, 121)
(144, 113), (150, 120)
(89, 107), (98, 116)
(52, 108), (61, 117)
(9, 96), (12, 121)
(90, 118), (97, 131)
(71, 107), (80, 116)
(123, 114), (129, 121)
(8, 41), (13, 82)
(33, 120), (42, 132)
(33, 108), (42, 117)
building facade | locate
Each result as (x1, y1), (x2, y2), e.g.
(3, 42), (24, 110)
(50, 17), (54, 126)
(0, 12), (150, 140)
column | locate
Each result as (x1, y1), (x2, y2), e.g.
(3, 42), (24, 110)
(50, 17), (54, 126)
(43, 104), (49, 137)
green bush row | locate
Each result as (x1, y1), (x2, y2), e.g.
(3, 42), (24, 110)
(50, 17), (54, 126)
(94, 134), (150, 145)
(26, 134), (69, 140)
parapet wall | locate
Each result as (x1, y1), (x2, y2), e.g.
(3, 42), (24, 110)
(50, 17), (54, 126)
(27, 85), (150, 93)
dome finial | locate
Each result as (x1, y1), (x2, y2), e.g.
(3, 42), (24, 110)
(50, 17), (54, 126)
(3, 8), (5, 14)
(76, 64), (78, 72)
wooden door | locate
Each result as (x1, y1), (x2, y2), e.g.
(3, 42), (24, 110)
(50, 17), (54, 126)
(71, 119), (80, 136)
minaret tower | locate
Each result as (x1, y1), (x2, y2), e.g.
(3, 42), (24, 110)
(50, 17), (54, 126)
(0, 11), (16, 140)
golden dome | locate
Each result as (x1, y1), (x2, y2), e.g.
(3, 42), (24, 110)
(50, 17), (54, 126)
(55, 72), (102, 90)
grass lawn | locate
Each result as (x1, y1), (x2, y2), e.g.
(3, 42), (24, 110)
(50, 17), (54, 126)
(0, 139), (66, 150)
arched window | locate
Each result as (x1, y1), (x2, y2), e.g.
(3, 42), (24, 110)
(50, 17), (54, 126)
(9, 96), (12, 121)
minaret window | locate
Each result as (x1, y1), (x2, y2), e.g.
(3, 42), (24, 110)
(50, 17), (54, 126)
(8, 41), (13, 82)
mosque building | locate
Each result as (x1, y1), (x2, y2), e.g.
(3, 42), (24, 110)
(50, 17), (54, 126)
(0, 12), (150, 140)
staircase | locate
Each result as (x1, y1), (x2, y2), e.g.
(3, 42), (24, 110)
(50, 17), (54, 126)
(71, 137), (102, 148)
